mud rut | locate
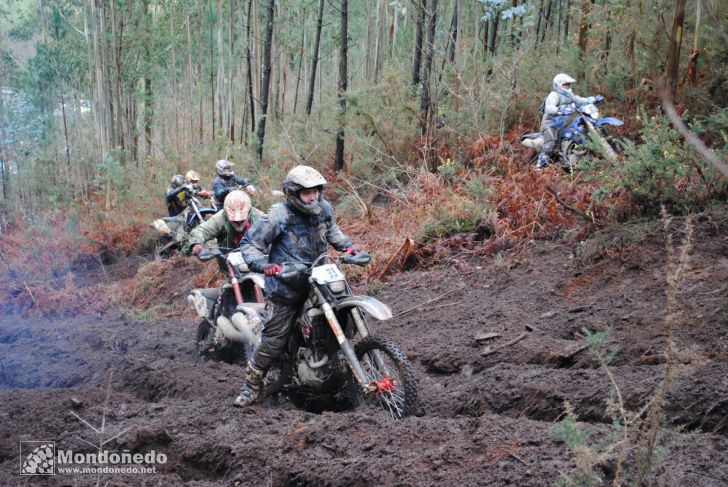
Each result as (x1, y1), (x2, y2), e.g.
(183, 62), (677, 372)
(1, 215), (727, 486)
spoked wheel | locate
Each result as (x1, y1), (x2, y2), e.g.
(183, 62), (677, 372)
(153, 237), (177, 260)
(560, 141), (586, 173)
(354, 336), (419, 420)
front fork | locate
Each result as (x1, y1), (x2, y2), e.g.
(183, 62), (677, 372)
(313, 288), (376, 394)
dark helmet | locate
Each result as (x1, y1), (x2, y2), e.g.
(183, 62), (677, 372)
(215, 159), (235, 178)
(282, 165), (327, 216)
(171, 175), (186, 188)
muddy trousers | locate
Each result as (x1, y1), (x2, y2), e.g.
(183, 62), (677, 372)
(248, 301), (300, 373)
(540, 126), (558, 155)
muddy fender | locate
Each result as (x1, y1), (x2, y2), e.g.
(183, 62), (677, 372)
(336, 296), (392, 321)
(152, 219), (173, 236)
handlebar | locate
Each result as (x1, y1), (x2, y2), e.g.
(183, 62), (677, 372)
(274, 251), (371, 281)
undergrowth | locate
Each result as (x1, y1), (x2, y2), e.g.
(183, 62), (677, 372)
(551, 208), (694, 486)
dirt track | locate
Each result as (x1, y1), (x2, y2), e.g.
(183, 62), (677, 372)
(1, 211), (727, 486)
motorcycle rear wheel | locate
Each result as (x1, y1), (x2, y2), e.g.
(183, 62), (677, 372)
(195, 320), (246, 364)
(354, 336), (419, 420)
(153, 236), (178, 260)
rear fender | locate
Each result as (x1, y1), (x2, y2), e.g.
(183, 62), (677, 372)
(594, 117), (624, 127)
(520, 133), (543, 150)
(336, 296), (392, 321)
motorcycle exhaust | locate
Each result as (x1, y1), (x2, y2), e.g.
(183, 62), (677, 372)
(231, 312), (261, 348)
(216, 316), (247, 343)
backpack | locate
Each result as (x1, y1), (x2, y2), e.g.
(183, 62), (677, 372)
(538, 98), (546, 117)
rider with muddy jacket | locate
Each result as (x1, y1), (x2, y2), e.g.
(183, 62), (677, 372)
(187, 190), (262, 274)
(166, 175), (190, 217)
(212, 159), (255, 208)
(537, 73), (602, 170)
(234, 165), (361, 407)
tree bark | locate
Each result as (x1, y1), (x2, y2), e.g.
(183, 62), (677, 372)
(577, 0), (594, 63)
(293, 7), (305, 114)
(245, 0), (256, 134)
(305, 0), (324, 115)
(541, 0), (553, 44)
(419, 0), (436, 136)
(665, 0), (687, 98)
(334, 0), (348, 172)
(684, 0), (701, 85)
(255, 0), (274, 164)
(411, 0), (424, 87)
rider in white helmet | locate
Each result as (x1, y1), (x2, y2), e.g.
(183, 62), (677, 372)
(188, 190), (263, 273)
(537, 73), (602, 169)
(233, 165), (361, 408)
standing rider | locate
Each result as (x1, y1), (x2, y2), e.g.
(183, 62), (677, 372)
(234, 165), (361, 407)
(212, 160), (256, 208)
(537, 73), (602, 169)
(187, 190), (262, 272)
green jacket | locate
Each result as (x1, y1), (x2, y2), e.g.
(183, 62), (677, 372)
(187, 208), (263, 273)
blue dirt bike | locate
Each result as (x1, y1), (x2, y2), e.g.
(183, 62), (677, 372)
(520, 98), (624, 172)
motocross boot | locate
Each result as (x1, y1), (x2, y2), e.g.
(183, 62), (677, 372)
(233, 364), (264, 407)
(536, 153), (549, 170)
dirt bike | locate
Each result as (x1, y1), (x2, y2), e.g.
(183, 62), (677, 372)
(255, 252), (419, 420)
(520, 98), (623, 172)
(187, 247), (266, 363)
(151, 187), (218, 260)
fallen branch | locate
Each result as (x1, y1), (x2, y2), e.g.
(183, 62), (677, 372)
(481, 333), (527, 357)
(545, 185), (596, 223)
(395, 289), (459, 317)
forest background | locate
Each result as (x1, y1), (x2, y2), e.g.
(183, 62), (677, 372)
(0, 0), (727, 306)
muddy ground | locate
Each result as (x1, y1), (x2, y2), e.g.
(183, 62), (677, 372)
(1, 210), (727, 486)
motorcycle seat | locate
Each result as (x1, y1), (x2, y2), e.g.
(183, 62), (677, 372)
(191, 288), (220, 300)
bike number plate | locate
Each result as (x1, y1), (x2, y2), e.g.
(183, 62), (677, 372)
(227, 251), (245, 267)
(311, 264), (345, 284)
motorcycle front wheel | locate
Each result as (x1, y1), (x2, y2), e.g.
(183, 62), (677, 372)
(153, 236), (178, 260)
(354, 336), (419, 420)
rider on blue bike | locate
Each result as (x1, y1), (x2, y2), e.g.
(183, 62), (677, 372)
(537, 73), (603, 170)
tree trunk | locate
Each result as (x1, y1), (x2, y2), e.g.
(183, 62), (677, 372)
(541, 0), (553, 44)
(255, 0), (274, 164)
(419, 0), (436, 137)
(564, 0), (571, 42)
(229, 0), (235, 141)
(334, 0), (348, 172)
(535, 0), (545, 49)
(143, 0), (153, 162)
(305, 0), (324, 115)
(602, 3), (611, 65)
(293, 7), (305, 114)
(245, 0), (255, 134)
(684, 0), (701, 85)
(665, 0), (687, 98)
(373, 0), (386, 82)
(411, 0), (424, 87)
(577, 0), (594, 63)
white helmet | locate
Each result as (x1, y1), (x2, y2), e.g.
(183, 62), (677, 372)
(223, 190), (251, 227)
(552, 73), (576, 98)
(283, 165), (327, 216)
(185, 170), (200, 185)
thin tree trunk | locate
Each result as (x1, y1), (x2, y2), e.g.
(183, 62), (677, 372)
(305, 0), (324, 115)
(419, 0), (436, 137)
(293, 7), (305, 114)
(60, 95), (71, 168)
(245, 0), (255, 133)
(602, 3), (611, 65)
(564, 0), (571, 42)
(665, 0), (687, 99)
(143, 0), (153, 162)
(577, 0), (594, 63)
(684, 0), (701, 84)
(334, 0), (348, 172)
(411, 0), (424, 86)
(229, 0), (235, 141)
(535, 0), (545, 49)
(541, 0), (553, 44)
(365, 1), (373, 79)
(255, 0), (274, 164)
(373, 0), (385, 82)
